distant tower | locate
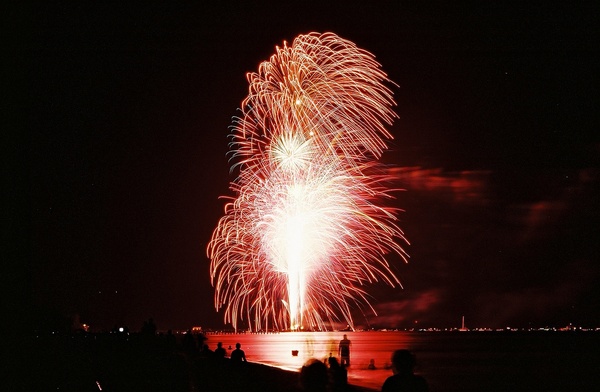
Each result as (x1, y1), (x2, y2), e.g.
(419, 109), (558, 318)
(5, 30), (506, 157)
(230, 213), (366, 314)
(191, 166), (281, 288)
(459, 315), (468, 331)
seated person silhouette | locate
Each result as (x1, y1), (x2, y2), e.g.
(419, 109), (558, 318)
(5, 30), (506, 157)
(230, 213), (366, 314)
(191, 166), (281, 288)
(214, 342), (226, 360)
(230, 342), (247, 364)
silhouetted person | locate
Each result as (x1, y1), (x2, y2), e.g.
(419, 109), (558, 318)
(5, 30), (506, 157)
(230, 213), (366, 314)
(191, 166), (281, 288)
(230, 342), (247, 363)
(368, 358), (376, 369)
(300, 359), (328, 392)
(195, 332), (207, 351)
(214, 342), (226, 359)
(199, 343), (213, 358)
(381, 350), (428, 392)
(338, 334), (351, 366)
(141, 317), (157, 335)
(166, 329), (176, 347)
(328, 356), (348, 392)
(182, 330), (197, 353)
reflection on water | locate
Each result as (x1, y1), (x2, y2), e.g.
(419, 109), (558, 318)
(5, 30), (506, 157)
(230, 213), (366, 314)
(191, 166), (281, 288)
(205, 331), (408, 390)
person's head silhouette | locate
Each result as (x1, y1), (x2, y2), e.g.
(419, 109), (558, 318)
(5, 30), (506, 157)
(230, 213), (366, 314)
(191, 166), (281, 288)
(328, 356), (340, 368)
(300, 359), (328, 391)
(391, 349), (416, 375)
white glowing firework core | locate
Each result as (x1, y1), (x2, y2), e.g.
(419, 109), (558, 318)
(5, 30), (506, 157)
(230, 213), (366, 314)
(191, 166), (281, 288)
(285, 214), (305, 330)
(270, 174), (340, 327)
(265, 181), (336, 271)
(273, 184), (329, 329)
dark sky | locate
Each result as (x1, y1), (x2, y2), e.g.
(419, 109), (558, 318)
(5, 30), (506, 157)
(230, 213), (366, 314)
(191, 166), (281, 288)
(11, 3), (599, 331)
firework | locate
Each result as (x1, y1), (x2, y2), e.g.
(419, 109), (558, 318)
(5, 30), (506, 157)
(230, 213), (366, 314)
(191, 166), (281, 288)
(207, 32), (407, 331)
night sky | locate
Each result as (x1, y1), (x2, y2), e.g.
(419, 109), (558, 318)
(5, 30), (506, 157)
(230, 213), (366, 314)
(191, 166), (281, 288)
(12, 3), (599, 332)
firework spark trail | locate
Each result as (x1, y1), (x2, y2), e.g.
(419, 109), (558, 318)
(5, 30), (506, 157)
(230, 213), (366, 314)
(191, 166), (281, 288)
(208, 32), (408, 332)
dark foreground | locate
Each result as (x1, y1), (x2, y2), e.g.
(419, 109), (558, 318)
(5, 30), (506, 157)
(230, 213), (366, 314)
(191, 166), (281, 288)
(8, 331), (600, 391)
(7, 332), (374, 392)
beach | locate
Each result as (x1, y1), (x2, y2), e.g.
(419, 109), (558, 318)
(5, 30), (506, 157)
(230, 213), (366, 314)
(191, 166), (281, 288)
(9, 330), (600, 391)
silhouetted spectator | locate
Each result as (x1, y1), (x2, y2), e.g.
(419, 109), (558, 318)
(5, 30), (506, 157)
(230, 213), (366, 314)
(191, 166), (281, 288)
(300, 359), (328, 392)
(214, 342), (226, 359)
(328, 356), (348, 392)
(368, 358), (376, 369)
(230, 342), (247, 363)
(195, 332), (207, 350)
(199, 343), (213, 358)
(182, 330), (197, 353)
(338, 334), (351, 366)
(381, 349), (428, 392)
(166, 329), (176, 347)
(141, 317), (157, 335)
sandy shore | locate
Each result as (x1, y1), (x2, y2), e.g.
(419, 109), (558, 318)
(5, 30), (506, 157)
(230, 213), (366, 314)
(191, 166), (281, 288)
(193, 358), (378, 392)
